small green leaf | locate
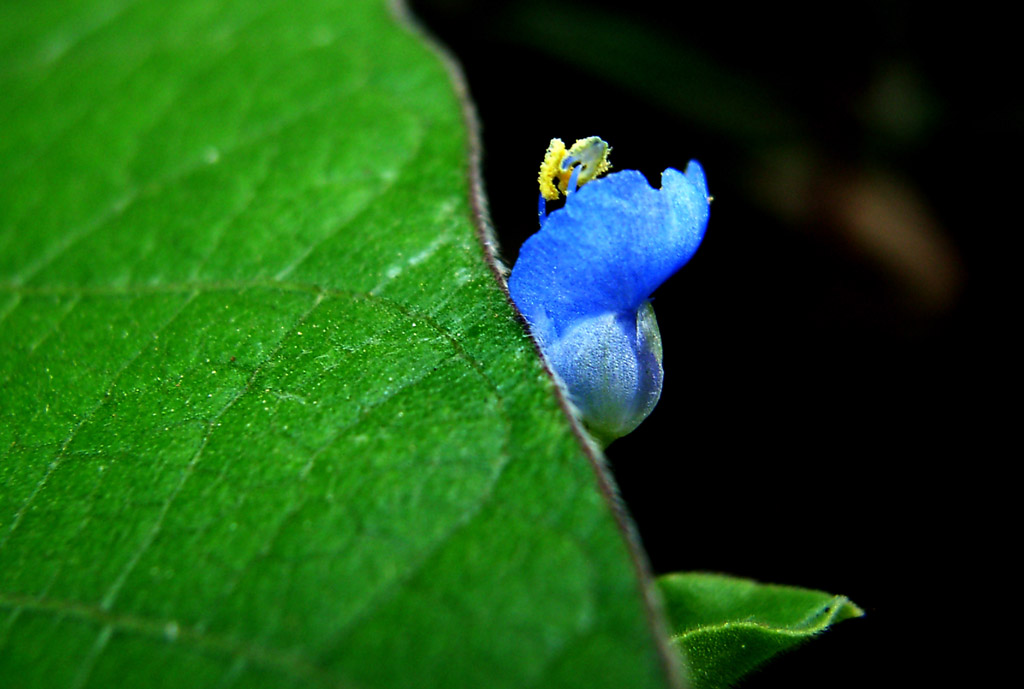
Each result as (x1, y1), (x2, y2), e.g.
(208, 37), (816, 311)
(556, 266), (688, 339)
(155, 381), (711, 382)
(657, 573), (863, 689)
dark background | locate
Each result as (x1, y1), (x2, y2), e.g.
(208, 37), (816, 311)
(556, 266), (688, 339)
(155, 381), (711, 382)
(411, 1), (1009, 686)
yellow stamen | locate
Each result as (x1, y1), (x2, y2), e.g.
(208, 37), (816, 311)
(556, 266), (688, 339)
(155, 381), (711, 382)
(538, 136), (612, 201)
(538, 139), (567, 201)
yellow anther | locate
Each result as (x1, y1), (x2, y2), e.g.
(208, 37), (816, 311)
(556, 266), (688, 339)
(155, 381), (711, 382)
(539, 139), (568, 201)
(538, 136), (612, 201)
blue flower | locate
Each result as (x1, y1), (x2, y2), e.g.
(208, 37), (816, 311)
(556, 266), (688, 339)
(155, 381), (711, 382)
(509, 138), (710, 443)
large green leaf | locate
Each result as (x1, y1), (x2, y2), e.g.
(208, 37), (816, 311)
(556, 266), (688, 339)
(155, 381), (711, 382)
(0, 1), (679, 687)
(658, 573), (863, 689)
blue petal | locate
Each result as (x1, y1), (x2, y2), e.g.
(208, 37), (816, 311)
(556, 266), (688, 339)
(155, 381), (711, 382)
(509, 161), (709, 347)
(546, 302), (664, 441)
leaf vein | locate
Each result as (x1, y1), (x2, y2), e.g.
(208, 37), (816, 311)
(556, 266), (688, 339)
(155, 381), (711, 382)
(0, 290), (201, 550)
(98, 291), (328, 612)
(0, 591), (364, 689)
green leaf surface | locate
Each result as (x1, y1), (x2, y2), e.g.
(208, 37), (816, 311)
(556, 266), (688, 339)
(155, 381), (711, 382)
(0, 1), (678, 687)
(657, 573), (863, 689)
